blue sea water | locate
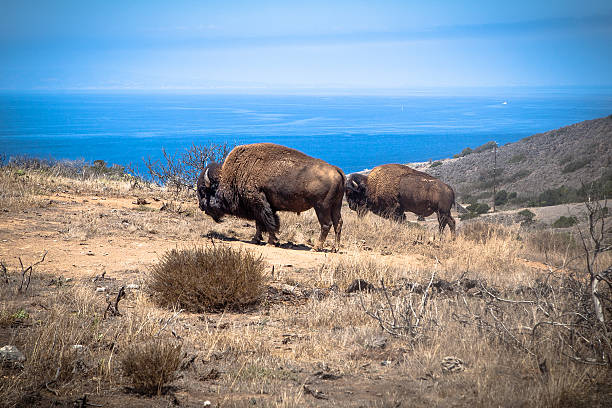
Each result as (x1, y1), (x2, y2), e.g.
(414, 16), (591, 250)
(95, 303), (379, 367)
(1, 91), (611, 174)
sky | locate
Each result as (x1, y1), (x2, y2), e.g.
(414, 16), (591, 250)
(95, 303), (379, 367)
(1, 0), (611, 91)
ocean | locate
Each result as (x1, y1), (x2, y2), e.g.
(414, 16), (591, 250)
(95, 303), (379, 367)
(1, 90), (611, 174)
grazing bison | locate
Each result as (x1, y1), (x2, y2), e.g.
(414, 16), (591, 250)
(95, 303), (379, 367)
(345, 164), (456, 237)
(197, 143), (345, 251)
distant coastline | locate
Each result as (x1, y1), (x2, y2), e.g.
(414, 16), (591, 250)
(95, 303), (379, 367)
(1, 92), (611, 175)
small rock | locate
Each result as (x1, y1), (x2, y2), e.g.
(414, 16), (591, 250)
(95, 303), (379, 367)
(381, 360), (392, 366)
(126, 283), (140, 290)
(95, 287), (107, 293)
(0, 345), (26, 364)
(441, 356), (465, 373)
(72, 345), (86, 352)
(281, 284), (297, 295)
(203, 402), (211, 407)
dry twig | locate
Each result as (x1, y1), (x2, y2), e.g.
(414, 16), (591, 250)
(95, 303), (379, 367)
(104, 286), (126, 319)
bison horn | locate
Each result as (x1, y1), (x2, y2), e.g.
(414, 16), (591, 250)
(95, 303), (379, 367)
(203, 168), (211, 188)
(351, 180), (358, 189)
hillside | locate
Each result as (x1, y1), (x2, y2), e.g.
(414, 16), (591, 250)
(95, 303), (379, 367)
(417, 115), (612, 205)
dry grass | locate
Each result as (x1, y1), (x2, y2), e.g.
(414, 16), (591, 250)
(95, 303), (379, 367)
(0, 276), (182, 407)
(149, 246), (267, 312)
(120, 339), (182, 396)
(1, 164), (611, 407)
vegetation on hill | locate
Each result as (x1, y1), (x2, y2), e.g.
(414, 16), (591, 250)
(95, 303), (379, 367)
(425, 115), (612, 209)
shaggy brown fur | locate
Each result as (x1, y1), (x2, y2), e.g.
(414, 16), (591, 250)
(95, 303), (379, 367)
(197, 143), (345, 251)
(346, 164), (456, 237)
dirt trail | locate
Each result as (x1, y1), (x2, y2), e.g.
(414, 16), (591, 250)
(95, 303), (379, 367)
(1, 192), (343, 282)
(0, 190), (560, 283)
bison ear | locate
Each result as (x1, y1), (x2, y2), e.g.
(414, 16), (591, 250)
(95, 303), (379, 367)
(203, 168), (211, 188)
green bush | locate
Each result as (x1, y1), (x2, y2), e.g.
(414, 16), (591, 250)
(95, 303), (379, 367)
(508, 153), (526, 164)
(149, 246), (266, 312)
(462, 195), (478, 205)
(534, 186), (579, 207)
(473, 141), (498, 154)
(467, 202), (490, 215)
(120, 339), (182, 396)
(454, 147), (473, 158)
(552, 216), (578, 228)
(561, 159), (589, 174)
(494, 190), (508, 206)
(517, 209), (536, 225)
(430, 161), (443, 168)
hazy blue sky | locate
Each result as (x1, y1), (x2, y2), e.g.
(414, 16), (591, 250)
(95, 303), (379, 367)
(1, 0), (611, 91)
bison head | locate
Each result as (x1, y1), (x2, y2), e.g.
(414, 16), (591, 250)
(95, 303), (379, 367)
(345, 174), (368, 215)
(196, 163), (225, 222)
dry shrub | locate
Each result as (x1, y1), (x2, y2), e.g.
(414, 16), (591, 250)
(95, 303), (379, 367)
(525, 229), (581, 260)
(0, 279), (170, 407)
(119, 339), (182, 396)
(460, 221), (517, 244)
(149, 246), (266, 312)
(0, 288), (103, 405)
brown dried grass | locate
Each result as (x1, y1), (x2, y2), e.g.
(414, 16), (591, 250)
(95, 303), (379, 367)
(149, 246), (266, 312)
(119, 339), (182, 396)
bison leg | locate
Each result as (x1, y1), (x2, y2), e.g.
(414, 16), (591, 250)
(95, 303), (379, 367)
(312, 206), (333, 252)
(393, 208), (406, 223)
(331, 202), (343, 252)
(437, 211), (456, 239)
(251, 221), (264, 244)
(251, 192), (280, 243)
(447, 214), (456, 240)
(267, 229), (279, 247)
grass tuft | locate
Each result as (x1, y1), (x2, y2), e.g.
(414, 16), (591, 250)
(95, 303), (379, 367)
(120, 339), (182, 396)
(149, 246), (266, 312)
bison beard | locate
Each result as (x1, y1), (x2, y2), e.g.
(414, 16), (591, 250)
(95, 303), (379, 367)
(197, 143), (345, 252)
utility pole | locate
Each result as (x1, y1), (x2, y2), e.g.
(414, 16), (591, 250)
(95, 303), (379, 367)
(492, 142), (497, 212)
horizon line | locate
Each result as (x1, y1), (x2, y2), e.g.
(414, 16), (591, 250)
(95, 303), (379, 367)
(1, 84), (611, 96)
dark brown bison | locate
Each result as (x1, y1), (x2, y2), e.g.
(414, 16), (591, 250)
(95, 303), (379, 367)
(345, 164), (456, 236)
(197, 143), (345, 251)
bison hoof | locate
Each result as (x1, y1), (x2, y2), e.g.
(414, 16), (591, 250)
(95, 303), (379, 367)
(267, 241), (279, 247)
(251, 237), (263, 245)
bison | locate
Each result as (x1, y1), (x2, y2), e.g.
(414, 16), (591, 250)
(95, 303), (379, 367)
(345, 164), (456, 237)
(197, 143), (345, 251)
